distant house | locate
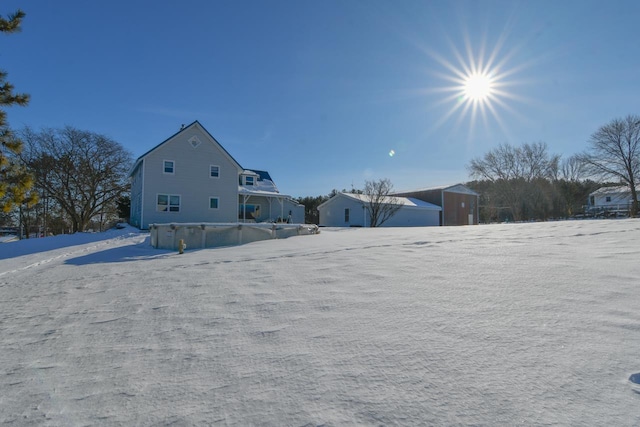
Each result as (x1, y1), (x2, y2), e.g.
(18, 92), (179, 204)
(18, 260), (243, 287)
(0, 228), (18, 243)
(394, 184), (479, 226)
(587, 185), (638, 216)
(129, 121), (303, 230)
(0, 234), (18, 244)
(318, 192), (441, 227)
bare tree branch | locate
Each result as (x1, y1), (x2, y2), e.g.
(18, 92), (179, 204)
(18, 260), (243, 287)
(363, 178), (402, 227)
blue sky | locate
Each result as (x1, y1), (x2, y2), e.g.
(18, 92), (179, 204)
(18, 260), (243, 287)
(2, 1), (639, 197)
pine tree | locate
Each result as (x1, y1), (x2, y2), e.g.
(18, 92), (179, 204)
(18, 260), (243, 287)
(0, 9), (37, 213)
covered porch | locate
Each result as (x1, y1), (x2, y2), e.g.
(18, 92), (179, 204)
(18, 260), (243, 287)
(238, 188), (296, 223)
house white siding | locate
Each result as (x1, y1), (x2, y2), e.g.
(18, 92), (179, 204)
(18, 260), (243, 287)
(319, 195), (367, 227)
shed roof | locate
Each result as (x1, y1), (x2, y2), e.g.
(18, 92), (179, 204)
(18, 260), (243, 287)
(321, 192), (441, 210)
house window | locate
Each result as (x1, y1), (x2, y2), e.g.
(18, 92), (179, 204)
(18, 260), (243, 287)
(606, 196), (611, 202)
(209, 197), (219, 209)
(344, 208), (350, 222)
(210, 165), (220, 178)
(239, 204), (261, 220)
(245, 176), (255, 186)
(157, 194), (180, 212)
(163, 160), (175, 174)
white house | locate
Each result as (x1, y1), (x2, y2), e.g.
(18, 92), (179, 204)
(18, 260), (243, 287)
(587, 185), (639, 215)
(318, 192), (442, 227)
(129, 121), (304, 230)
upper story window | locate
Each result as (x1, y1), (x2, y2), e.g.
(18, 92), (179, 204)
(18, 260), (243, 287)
(188, 136), (201, 148)
(210, 165), (220, 178)
(209, 197), (219, 209)
(245, 176), (255, 186)
(606, 196), (612, 202)
(163, 160), (175, 174)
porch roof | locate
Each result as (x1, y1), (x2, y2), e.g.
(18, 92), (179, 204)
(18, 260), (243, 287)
(238, 186), (292, 200)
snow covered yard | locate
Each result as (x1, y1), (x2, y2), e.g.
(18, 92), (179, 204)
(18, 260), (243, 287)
(1, 220), (639, 426)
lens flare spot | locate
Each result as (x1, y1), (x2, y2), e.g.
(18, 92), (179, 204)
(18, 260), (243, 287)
(389, 149), (395, 157)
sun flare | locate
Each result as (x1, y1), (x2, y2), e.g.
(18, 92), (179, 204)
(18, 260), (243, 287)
(419, 34), (530, 142)
(464, 72), (493, 102)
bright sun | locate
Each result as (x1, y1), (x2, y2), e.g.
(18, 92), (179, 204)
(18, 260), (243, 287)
(423, 36), (525, 138)
(464, 72), (493, 102)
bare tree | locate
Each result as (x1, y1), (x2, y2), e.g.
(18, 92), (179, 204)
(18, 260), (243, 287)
(363, 178), (402, 227)
(580, 115), (640, 216)
(560, 154), (587, 182)
(467, 142), (559, 221)
(468, 142), (559, 182)
(20, 126), (132, 232)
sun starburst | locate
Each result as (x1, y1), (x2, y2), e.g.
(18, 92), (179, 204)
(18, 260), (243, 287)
(421, 31), (530, 141)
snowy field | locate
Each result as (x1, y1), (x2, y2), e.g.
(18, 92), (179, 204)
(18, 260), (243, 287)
(1, 219), (640, 426)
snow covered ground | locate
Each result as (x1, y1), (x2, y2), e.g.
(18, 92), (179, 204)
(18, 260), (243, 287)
(1, 219), (639, 426)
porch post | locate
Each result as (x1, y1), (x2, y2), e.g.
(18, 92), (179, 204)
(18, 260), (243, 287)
(242, 194), (250, 222)
(280, 197), (284, 221)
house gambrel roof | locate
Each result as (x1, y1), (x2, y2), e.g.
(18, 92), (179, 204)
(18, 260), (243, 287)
(128, 120), (244, 176)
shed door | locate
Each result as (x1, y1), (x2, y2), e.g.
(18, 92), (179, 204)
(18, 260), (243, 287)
(468, 214), (474, 225)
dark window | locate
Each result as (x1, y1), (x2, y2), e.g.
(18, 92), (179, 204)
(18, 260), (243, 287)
(163, 160), (175, 174)
(157, 194), (180, 212)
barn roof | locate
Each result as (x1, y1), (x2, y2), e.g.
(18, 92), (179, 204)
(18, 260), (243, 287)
(337, 193), (442, 210)
(395, 183), (479, 196)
